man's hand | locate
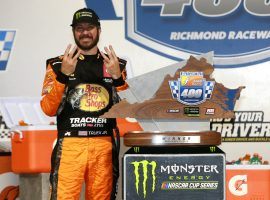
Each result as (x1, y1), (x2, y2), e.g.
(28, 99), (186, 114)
(100, 45), (121, 80)
(61, 44), (81, 76)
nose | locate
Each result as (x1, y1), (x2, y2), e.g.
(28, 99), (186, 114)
(82, 29), (91, 33)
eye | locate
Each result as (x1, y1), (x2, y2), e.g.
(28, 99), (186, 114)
(88, 25), (95, 30)
(75, 25), (95, 33)
(84, 26), (95, 32)
(75, 27), (84, 32)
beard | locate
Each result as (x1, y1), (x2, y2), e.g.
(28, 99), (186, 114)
(73, 32), (99, 51)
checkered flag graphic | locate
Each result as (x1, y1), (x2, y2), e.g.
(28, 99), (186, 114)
(0, 30), (16, 70)
(169, 81), (179, 99)
(0, 112), (10, 139)
(205, 81), (215, 99)
(0, 131), (10, 139)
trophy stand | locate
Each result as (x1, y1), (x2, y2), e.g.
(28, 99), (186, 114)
(102, 53), (244, 200)
(124, 130), (221, 147)
(122, 128), (225, 200)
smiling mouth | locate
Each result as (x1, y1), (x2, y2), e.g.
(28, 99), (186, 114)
(81, 37), (92, 41)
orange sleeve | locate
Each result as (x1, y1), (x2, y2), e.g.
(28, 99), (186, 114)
(115, 68), (129, 92)
(115, 82), (129, 92)
(40, 65), (66, 116)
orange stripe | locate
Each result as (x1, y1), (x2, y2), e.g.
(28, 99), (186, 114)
(116, 82), (129, 92)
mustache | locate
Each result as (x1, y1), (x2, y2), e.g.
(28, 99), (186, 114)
(79, 35), (92, 40)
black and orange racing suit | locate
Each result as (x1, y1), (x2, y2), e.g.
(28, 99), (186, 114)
(40, 51), (128, 200)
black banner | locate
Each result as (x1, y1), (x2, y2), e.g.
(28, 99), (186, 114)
(124, 147), (225, 200)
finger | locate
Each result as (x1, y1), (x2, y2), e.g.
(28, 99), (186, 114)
(104, 46), (114, 60)
(64, 44), (72, 58)
(100, 51), (110, 63)
(109, 45), (117, 60)
(69, 45), (78, 59)
(73, 49), (81, 61)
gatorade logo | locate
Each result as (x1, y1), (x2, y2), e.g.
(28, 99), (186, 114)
(229, 175), (248, 196)
(131, 160), (157, 198)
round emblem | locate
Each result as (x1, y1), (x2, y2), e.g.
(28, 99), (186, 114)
(68, 84), (109, 112)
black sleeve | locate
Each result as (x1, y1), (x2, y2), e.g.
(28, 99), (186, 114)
(46, 57), (69, 84)
(55, 70), (69, 84)
(112, 57), (127, 87)
(113, 76), (125, 87)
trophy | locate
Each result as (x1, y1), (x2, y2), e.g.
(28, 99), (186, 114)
(103, 52), (244, 200)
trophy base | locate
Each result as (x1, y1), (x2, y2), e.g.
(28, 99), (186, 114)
(123, 146), (225, 200)
(124, 131), (221, 147)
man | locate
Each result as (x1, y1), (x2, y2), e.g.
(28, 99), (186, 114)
(40, 8), (128, 200)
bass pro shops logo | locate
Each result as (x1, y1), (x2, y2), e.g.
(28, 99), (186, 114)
(131, 160), (157, 198)
(68, 84), (109, 112)
(125, 0), (270, 67)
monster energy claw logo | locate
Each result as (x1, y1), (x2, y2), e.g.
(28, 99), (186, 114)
(210, 146), (216, 152)
(76, 11), (92, 19)
(131, 160), (157, 198)
(133, 146), (140, 153)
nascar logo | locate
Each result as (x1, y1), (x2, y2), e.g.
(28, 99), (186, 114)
(169, 71), (215, 105)
(0, 30), (16, 71)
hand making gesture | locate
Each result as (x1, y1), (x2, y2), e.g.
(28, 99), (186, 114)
(61, 44), (81, 76)
(100, 45), (121, 80)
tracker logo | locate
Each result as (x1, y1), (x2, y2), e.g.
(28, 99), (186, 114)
(131, 160), (157, 198)
(0, 30), (16, 71)
(229, 175), (248, 196)
(125, 0), (270, 67)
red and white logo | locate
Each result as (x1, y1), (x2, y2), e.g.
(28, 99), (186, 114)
(229, 175), (248, 196)
(206, 108), (215, 115)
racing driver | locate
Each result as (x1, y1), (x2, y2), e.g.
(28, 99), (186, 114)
(40, 8), (128, 200)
